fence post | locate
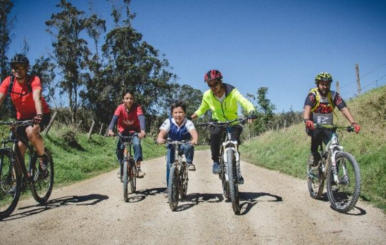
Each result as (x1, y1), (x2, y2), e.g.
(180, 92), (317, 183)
(43, 111), (58, 136)
(355, 64), (362, 95)
(99, 123), (104, 135)
(76, 120), (83, 131)
(88, 120), (95, 140)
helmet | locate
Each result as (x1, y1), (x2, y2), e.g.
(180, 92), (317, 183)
(315, 72), (333, 84)
(204, 69), (222, 83)
(10, 54), (29, 68)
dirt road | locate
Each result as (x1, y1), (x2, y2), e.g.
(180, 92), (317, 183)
(0, 150), (385, 245)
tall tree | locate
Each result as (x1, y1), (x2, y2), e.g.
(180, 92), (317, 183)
(101, 0), (176, 121)
(0, 0), (14, 81)
(45, 0), (103, 124)
(247, 87), (276, 134)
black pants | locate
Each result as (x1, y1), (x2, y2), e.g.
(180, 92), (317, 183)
(210, 124), (243, 163)
(310, 127), (333, 154)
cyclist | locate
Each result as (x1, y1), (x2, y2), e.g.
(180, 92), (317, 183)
(191, 69), (256, 183)
(0, 54), (51, 178)
(303, 72), (361, 166)
(108, 89), (146, 178)
(157, 100), (198, 194)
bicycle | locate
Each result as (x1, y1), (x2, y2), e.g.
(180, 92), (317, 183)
(0, 120), (54, 219)
(307, 124), (361, 213)
(197, 116), (255, 215)
(158, 139), (190, 211)
(117, 133), (138, 202)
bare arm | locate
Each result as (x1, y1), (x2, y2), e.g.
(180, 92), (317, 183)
(303, 105), (312, 121)
(189, 129), (198, 145)
(340, 107), (356, 124)
(32, 89), (43, 115)
(0, 92), (6, 107)
(157, 129), (168, 144)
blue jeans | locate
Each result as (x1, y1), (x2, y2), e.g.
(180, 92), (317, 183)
(116, 135), (143, 165)
(166, 143), (194, 186)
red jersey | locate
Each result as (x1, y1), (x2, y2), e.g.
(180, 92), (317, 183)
(0, 76), (50, 120)
(114, 103), (143, 133)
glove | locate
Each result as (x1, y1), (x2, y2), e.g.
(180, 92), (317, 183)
(305, 119), (314, 130)
(352, 123), (361, 133)
(33, 114), (43, 125)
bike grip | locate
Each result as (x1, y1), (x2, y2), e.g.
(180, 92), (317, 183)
(347, 126), (354, 132)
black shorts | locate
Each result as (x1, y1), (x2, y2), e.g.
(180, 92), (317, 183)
(16, 113), (51, 141)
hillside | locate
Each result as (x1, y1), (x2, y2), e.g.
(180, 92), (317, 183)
(241, 85), (386, 211)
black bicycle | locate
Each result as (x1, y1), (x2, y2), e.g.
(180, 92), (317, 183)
(0, 120), (54, 219)
(198, 116), (255, 215)
(118, 133), (138, 202)
(307, 124), (361, 213)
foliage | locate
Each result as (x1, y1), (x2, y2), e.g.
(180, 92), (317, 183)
(0, 0), (14, 81)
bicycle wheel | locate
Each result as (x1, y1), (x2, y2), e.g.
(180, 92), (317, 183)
(122, 159), (129, 202)
(179, 162), (188, 199)
(0, 149), (21, 219)
(30, 150), (54, 204)
(168, 164), (179, 211)
(326, 151), (361, 213)
(307, 153), (325, 199)
(227, 149), (240, 215)
(129, 158), (136, 193)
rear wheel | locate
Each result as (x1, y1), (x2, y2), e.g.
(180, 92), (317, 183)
(31, 150), (54, 204)
(0, 149), (21, 219)
(168, 164), (179, 211)
(179, 162), (188, 199)
(227, 149), (240, 215)
(129, 158), (136, 193)
(122, 160), (129, 202)
(326, 152), (361, 213)
(307, 153), (325, 199)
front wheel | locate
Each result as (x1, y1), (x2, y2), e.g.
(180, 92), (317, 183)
(122, 160), (129, 202)
(326, 151), (361, 213)
(179, 162), (188, 199)
(0, 149), (21, 219)
(168, 164), (179, 211)
(129, 159), (137, 193)
(227, 149), (240, 215)
(31, 150), (54, 204)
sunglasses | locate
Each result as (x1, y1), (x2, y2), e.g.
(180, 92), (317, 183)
(208, 81), (220, 88)
(11, 65), (26, 71)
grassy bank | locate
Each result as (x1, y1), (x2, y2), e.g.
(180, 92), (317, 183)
(241, 86), (386, 212)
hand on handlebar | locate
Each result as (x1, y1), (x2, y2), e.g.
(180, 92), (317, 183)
(305, 120), (315, 130)
(33, 114), (43, 125)
(351, 123), (361, 133)
(107, 130), (115, 137)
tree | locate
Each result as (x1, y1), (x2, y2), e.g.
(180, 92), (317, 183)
(99, 0), (176, 125)
(45, 0), (104, 124)
(0, 0), (14, 81)
(31, 56), (57, 104)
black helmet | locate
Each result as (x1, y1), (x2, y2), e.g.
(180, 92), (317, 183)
(10, 54), (29, 68)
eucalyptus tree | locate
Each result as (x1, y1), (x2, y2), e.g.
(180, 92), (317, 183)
(101, 0), (176, 121)
(45, 0), (104, 124)
(0, 0), (14, 81)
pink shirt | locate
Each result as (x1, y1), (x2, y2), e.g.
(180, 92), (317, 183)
(114, 103), (143, 133)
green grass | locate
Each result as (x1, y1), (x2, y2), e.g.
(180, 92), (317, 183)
(241, 85), (386, 212)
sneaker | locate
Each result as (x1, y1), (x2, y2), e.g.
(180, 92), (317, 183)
(7, 186), (16, 195)
(38, 155), (47, 171)
(212, 162), (221, 174)
(137, 169), (146, 178)
(238, 175), (244, 185)
(37, 169), (49, 180)
(188, 163), (196, 171)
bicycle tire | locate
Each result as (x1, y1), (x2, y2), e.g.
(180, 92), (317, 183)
(307, 153), (325, 199)
(179, 162), (188, 199)
(0, 149), (21, 219)
(326, 151), (361, 213)
(129, 158), (136, 193)
(219, 148), (230, 199)
(227, 149), (240, 215)
(168, 164), (179, 211)
(30, 150), (54, 204)
(123, 160), (129, 202)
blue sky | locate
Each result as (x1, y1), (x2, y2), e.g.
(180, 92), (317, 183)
(8, 0), (386, 112)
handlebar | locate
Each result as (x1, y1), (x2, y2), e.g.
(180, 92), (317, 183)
(314, 124), (354, 132)
(0, 120), (34, 128)
(196, 116), (257, 127)
(154, 139), (192, 146)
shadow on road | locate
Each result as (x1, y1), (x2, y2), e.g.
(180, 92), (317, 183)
(239, 192), (283, 215)
(125, 187), (166, 203)
(2, 194), (109, 222)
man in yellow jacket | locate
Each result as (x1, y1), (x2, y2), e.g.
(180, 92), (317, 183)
(191, 69), (256, 179)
